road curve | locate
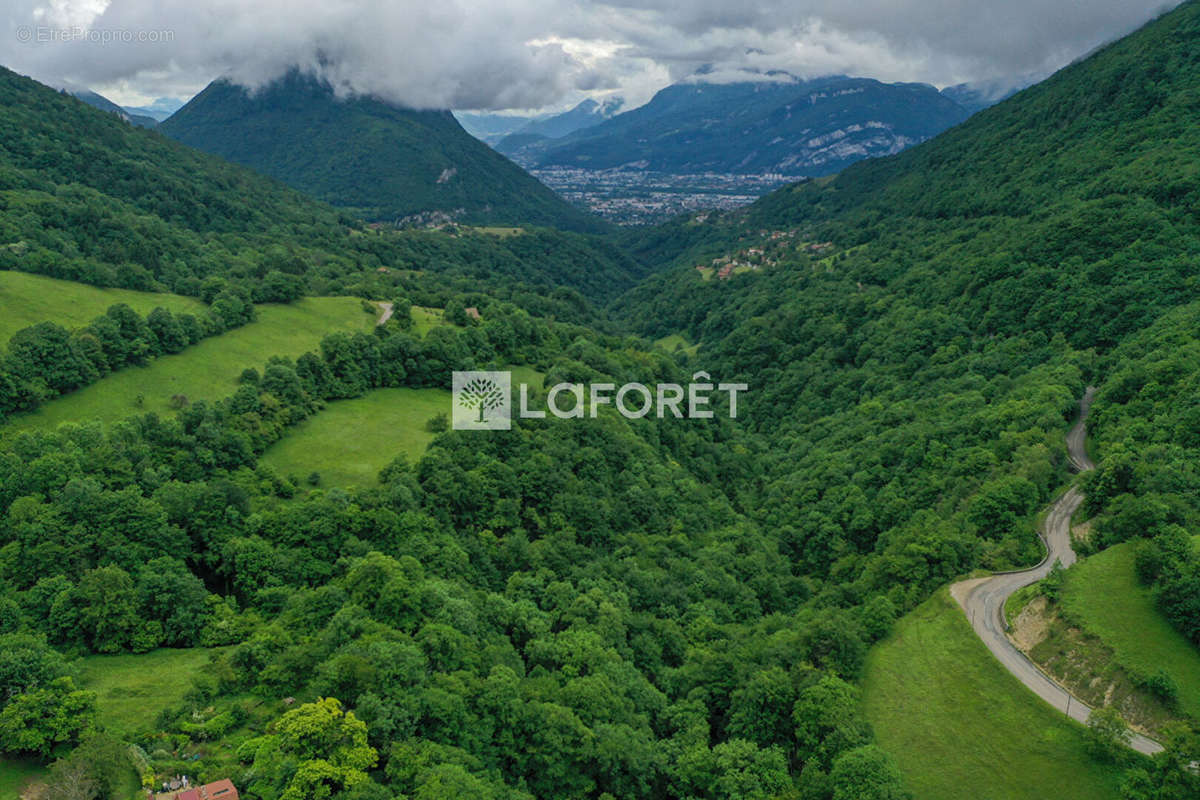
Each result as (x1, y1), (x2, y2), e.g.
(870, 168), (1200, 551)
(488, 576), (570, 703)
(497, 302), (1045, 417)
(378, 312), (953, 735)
(951, 387), (1164, 756)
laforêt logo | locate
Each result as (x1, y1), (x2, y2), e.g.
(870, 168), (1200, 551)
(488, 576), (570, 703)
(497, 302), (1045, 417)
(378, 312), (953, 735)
(453, 370), (747, 431)
(453, 371), (512, 430)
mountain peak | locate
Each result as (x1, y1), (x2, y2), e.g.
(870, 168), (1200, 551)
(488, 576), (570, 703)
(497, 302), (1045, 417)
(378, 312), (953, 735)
(160, 72), (601, 231)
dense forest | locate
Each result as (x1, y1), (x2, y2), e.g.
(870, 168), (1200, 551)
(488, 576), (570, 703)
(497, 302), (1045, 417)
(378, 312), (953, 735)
(2, 2), (1200, 799)
(1084, 303), (1200, 645)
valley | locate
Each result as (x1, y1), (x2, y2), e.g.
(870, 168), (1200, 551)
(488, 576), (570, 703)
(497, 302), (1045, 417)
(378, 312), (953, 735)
(1, 2), (1200, 800)
(530, 168), (797, 225)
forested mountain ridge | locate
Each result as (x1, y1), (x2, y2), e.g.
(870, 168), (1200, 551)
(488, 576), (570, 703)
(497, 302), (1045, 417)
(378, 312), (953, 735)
(0, 65), (642, 309)
(507, 76), (970, 175)
(938, 77), (1028, 114)
(609, 3), (1200, 791)
(160, 70), (604, 232)
(59, 85), (159, 128)
(621, 0), (1200, 350)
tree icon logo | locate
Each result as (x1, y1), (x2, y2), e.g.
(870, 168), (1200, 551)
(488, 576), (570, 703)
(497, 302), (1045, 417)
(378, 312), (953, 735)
(461, 377), (504, 422)
(452, 371), (512, 430)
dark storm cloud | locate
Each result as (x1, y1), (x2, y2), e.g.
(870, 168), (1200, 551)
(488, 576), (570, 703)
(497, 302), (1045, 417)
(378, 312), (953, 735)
(0, 0), (1183, 109)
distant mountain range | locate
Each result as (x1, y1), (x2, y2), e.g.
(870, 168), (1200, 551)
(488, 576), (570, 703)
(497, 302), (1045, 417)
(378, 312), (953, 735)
(452, 111), (537, 145)
(939, 78), (1027, 114)
(499, 75), (975, 176)
(455, 97), (624, 146)
(159, 70), (603, 231)
(508, 97), (624, 142)
(123, 96), (187, 121)
(54, 84), (160, 128)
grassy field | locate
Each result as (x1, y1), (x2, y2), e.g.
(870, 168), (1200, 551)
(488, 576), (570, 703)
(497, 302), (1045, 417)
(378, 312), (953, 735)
(260, 366), (545, 490)
(506, 365), (544, 387)
(2, 297), (374, 435)
(0, 758), (139, 800)
(0, 649), (218, 799)
(0, 757), (46, 800)
(0, 271), (205, 344)
(862, 589), (1125, 800)
(653, 333), (699, 357)
(78, 647), (223, 737)
(259, 387), (450, 489)
(1058, 537), (1200, 719)
(412, 305), (449, 337)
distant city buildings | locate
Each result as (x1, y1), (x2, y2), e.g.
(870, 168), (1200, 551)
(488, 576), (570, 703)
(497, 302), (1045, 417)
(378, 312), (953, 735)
(531, 168), (805, 225)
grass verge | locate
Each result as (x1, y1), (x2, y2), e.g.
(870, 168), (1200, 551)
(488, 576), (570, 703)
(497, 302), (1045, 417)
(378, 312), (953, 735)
(862, 589), (1125, 800)
(1058, 538), (1200, 720)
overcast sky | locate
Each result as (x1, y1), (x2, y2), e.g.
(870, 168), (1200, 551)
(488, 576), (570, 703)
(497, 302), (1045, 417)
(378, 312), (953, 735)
(0, 0), (1183, 111)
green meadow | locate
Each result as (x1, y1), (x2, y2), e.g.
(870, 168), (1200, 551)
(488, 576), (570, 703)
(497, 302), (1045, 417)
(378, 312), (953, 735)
(259, 386), (450, 489)
(653, 332), (699, 356)
(412, 305), (450, 336)
(260, 366), (545, 490)
(77, 647), (224, 738)
(862, 590), (1125, 800)
(2, 297), (374, 435)
(0, 648), (220, 800)
(0, 270), (205, 344)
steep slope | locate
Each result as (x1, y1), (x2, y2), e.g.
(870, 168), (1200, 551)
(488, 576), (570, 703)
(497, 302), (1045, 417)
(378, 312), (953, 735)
(515, 76), (970, 174)
(160, 70), (603, 231)
(939, 79), (1024, 114)
(622, 1), (1200, 349)
(611, 1), (1200, 792)
(0, 66), (636, 304)
(0, 64), (372, 294)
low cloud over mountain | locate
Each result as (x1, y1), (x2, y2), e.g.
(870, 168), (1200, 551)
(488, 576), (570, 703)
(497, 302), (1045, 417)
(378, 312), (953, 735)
(1, 0), (1182, 110)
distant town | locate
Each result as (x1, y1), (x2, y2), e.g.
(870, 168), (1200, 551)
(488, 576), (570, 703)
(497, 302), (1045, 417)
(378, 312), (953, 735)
(531, 168), (804, 224)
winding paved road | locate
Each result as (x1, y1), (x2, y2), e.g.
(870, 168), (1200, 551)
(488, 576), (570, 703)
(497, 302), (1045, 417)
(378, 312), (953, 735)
(950, 387), (1164, 755)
